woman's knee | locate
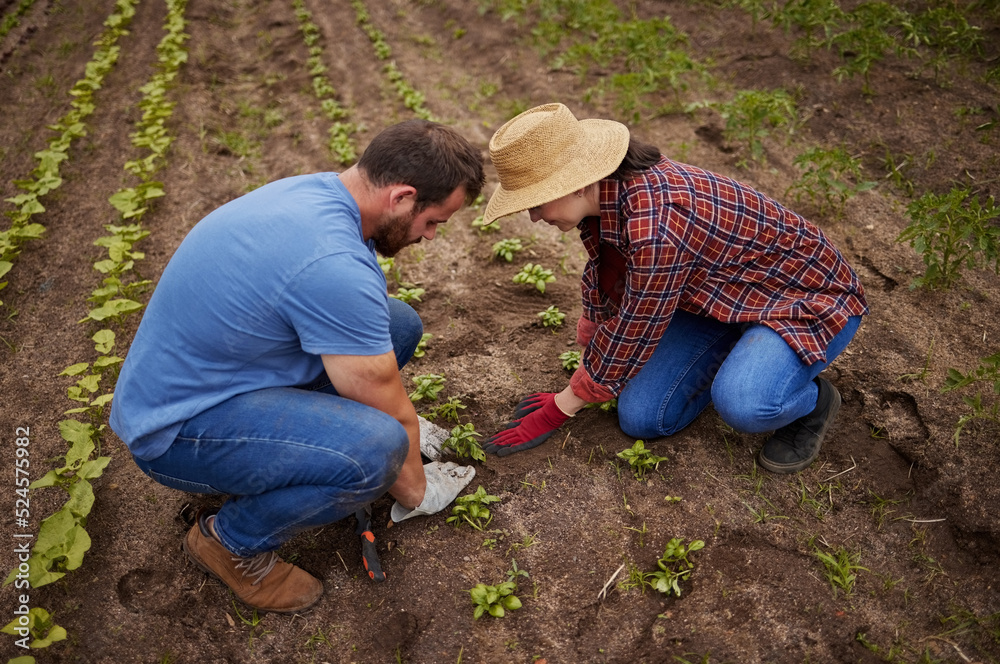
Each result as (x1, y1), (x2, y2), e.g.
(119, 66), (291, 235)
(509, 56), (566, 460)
(711, 371), (783, 434)
(618, 395), (685, 439)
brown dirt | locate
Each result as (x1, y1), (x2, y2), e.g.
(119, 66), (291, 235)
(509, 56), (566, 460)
(1, 0), (999, 663)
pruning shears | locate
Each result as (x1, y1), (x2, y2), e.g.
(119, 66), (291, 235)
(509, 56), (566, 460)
(355, 504), (385, 582)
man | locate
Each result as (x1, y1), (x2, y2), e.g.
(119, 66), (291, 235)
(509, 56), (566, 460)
(110, 120), (485, 613)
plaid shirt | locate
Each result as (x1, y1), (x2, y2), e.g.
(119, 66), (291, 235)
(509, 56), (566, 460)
(579, 156), (868, 397)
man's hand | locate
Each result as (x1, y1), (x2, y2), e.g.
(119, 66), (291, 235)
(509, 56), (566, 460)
(483, 393), (571, 457)
(390, 461), (476, 523)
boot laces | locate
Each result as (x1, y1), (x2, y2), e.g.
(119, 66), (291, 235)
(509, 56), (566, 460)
(232, 552), (280, 586)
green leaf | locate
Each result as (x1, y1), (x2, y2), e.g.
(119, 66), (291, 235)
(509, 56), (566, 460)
(502, 595), (522, 610)
(59, 362), (90, 377)
(92, 329), (115, 353)
(488, 604), (505, 618)
(77, 456), (111, 480)
(64, 477), (95, 518)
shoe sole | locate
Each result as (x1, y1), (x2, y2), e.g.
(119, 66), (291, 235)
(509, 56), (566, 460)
(758, 379), (842, 474)
(183, 532), (322, 615)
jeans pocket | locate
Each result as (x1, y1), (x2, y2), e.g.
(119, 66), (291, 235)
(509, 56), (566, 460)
(143, 468), (220, 494)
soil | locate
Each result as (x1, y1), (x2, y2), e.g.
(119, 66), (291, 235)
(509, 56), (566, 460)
(1, 0), (999, 663)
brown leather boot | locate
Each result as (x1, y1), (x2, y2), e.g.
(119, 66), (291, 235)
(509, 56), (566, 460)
(183, 510), (323, 613)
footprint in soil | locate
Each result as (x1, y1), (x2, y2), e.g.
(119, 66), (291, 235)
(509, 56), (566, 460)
(374, 610), (418, 653)
(117, 568), (196, 616)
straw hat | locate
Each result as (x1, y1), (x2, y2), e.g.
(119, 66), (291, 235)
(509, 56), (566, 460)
(484, 103), (630, 224)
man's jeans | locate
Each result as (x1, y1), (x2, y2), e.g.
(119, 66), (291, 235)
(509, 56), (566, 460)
(133, 299), (422, 557)
(617, 310), (862, 439)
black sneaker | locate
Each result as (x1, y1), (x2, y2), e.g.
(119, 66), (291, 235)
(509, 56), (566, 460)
(758, 377), (841, 474)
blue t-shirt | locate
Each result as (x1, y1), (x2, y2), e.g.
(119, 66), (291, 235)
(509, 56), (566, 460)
(110, 173), (392, 460)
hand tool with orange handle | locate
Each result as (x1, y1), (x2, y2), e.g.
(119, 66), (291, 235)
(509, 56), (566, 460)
(355, 504), (385, 582)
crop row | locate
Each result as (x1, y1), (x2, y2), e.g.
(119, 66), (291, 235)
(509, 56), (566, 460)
(0, 0), (138, 306)
(2, 0), (190, 656)
(0, 0), (37, 41)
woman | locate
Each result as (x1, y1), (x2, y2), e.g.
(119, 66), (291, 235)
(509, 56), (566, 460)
(482, 103), (867, 474)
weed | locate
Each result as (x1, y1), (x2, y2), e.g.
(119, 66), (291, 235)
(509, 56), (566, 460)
(492, 237), (524, 262)
(468, 581), (522, 619)
(559, 349), (581, 370)
(442, 422), (485, 462)
(447, 486), (501, 531)
(941, 350), (1000, 444)
(625, 521), (649, 547)
(898, 337), (934, 383)
(896, 188), (1000, 289)
(813, 544), (866, 597)
(513, 263), (556, 293)
(409, 373), (446, 402)
(647, 537), (705, 597)
(616, 439), (667, 481)
(787, 146), (875, 217)
(536, 305), (565, 328)
(865, 490), (904, 530)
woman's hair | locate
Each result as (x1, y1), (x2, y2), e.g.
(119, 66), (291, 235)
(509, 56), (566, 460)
(609, 135), (661, 180)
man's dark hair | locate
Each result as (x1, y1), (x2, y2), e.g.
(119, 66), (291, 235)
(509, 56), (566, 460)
(609, 135), (661, 180)
(358, 120), (485, 210)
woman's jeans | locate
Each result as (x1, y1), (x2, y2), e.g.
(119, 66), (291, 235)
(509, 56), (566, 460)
(617, 310), (862, 439)
(133, 299), (422, 557)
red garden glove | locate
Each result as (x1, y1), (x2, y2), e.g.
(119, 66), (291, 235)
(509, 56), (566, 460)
(483, 393), (571, 457)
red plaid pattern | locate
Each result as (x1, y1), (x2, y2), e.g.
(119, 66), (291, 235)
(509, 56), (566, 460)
(579, 157), (868, 396)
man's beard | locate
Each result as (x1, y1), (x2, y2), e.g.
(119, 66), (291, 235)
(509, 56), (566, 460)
(371, 208), (417, 257)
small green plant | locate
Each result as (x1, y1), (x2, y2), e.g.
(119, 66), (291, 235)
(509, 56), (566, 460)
(468, 581), (522, 619)
(412, 332), (432, 359)
(1, 607), (67, 648)
(471, 214), (500, 234)
(536, 305), (565, 328)
(646, 537), (705, 597)
(814, 544), (867, 597)
(690, 89), (797, 166)
(447, 486), (501, 531)
(896, 188), (1000, 289)
(442, 422), (485, 462)
(787, 146), (876, 216)
(559, 350), (581, 370)
(409, 373), (445, 402)
(513, 263), (556, 293)
(826, 2), (914, 95)
(492, 237), (523, 262)
(941, 351), (1000, 445)
(391, 286), (426, 303)
(616, 439), (668, 481)
(423, 395), (467, 423)
(378, 255), (401, 283)
(506, 559), (530, 582)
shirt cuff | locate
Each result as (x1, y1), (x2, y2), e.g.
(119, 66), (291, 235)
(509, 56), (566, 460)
(569, 367), (616, 403)
(576, 316), (599, 347)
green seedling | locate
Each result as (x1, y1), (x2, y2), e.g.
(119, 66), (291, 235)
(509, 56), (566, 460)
(447, 486), (501, 531)
(787, 146), (876, 217)
(391, 287), (426, 303)
(1, 607), (67, 648)
(616, 439), (668, 481)
(409, 373), (445, 402)
(536, 305), (565, 328)
(896, 188), (1000, 290)
(559, 350), (581, 370)
(513, 263), (556, 293)
(690, 89), (797, 166)
(941, 350), (1000, 445)
(814, 544), (867, 597)
(412, 333), (432, 359)
(471, 214), (500, 234)
(826, 2), (914, 95)
(442, 422), (485, 462)
(492, 237), (523, 262)
(646, 537), (705, 597)
(423, 395), (467, 423)
(468, 581), (522, 619)
(584, 398), (618, 413)
(377, 255), (401, 283)
(506, 559), (530, 582)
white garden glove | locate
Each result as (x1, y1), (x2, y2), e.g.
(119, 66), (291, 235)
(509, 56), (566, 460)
(418, 416), (450, 461)
(390, 461), (475, 523)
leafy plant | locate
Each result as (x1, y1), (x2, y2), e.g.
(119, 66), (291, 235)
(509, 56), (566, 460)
(896, 188), (1000, 289)
(412, 332), (432, 359)
(536, 305), (565, 328)
(941, 351), (1000, 445)
(646, 537), (705, 597)
(471, 214), (501, 234)
(409, 373), (446, 402)
(492, 237), (524, 262)
(559, 349), (581, 370)
(814, 544), (867, 597)
(690, 89), (797, 166)
(616, 439), (668, 481)
(447, 486), (501, 530)
(826, 2), (915, 95)
(423, 395), (467, 423)
(513, 263), (555, 293)
(442, 422), (485, 462)
(468, 581), (522, 619)
(787, 146), (876, 216)
(391, 287), (426, 304)
(1, 607), (67, 649)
